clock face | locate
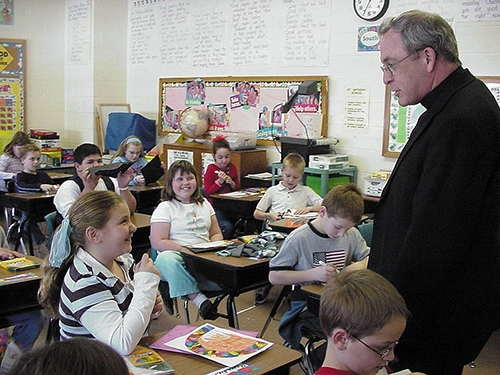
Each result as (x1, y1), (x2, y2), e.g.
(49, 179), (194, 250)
(353, 0), (389, 21)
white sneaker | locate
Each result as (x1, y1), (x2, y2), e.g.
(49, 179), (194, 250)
(0, 342), (23, 375)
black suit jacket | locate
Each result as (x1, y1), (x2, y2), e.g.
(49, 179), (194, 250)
(369, 67), (500, 371)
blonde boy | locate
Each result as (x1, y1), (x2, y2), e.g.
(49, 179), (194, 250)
(254, 152), (322, 222)
(253, 152), (323, 304)
(14, 144), (58, 194)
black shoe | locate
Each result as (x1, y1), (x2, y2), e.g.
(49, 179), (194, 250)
(254, 285), (272, 305)
(199, 300), (218, 320)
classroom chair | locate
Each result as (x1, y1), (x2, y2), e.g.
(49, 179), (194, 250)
(151, 249), (237, 327)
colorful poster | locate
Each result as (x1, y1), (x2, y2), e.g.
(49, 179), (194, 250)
(166, 323), (272, 367)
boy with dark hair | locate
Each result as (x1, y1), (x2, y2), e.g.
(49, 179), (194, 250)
(54, 143), (136, 217)
(269, 183), (369, 368)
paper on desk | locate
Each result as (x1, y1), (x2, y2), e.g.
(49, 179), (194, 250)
(219, 191), (259, 198)
(245, 172), (273, 180)
(375, 368), (412, 375)
(282, 209), (318, 219)
(164, 323), (272, 367)
(149, 325), (259, 354)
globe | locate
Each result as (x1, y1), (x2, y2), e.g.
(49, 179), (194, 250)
(179, 108), (208, 138)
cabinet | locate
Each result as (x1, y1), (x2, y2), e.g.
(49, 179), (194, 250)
(271, 162), (357, 197)
(163, 141), (267, 186)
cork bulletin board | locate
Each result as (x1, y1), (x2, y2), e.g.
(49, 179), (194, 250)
(158, 75), (328, 145)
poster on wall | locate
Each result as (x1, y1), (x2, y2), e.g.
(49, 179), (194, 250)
(0, 38), (25, 133)
(0, 0), (13, 25)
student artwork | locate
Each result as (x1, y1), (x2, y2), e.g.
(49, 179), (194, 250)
(186, 78), (206, 106)
(162, 105), (178, 132)
(166, 323), (272, 367)
(208, 103), (229, 131)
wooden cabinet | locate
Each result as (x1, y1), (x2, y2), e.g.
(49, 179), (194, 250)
(162, 141), (267, 186)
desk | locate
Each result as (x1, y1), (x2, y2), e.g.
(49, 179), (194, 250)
(163, 142), (267, 186)
(178, 247), (270, 328)
(0, 192), (57, 254)
(210, 190), (264, 235)
(47, 171), (72, 185)
(130, 183), (163, 214)
(0, 255), (43, 316)
(131, 213), (151, 262)
(141, 331), (301, 375)
(269, 218), (310, 234)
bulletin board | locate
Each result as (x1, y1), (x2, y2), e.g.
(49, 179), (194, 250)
(382, 76), (500, 158)
(158, 76), (328, 145)
(0, 39), (25, 134)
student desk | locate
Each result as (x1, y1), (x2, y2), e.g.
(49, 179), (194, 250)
(130, 213), (151, 262)
(141, 330), (301, 375)
(268, 218), (310, 234)
(129, 183), (163, 214)
(0, 255), (43, 316)
(210, 189), (265, 235)
(177, 246), (271, 329)
(46, 171), (72, 185)
(0, 192), (56, 254)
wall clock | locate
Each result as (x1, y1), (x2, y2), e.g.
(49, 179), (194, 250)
(353, 0), (389, 22)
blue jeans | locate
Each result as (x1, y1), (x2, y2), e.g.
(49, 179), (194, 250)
(216, 210), (234, 240)
(154, 251), (220, 298)
(5, 310), (44, 350)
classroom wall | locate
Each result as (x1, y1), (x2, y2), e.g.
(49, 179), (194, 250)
(1, 0), (499, 190)
(124, 0), (500, 187)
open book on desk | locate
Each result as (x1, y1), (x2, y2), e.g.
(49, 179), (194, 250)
(280, 209), (318, 219)
(219, 191), (260, 198)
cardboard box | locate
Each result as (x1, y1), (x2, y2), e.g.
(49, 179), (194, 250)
(30, 138), (60, 149)
(309, 154), (349, 164)
(308, 160), (350, 170)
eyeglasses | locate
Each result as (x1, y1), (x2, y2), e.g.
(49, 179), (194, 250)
(350, 334), (398, 360)
(380, 50), (420, 76)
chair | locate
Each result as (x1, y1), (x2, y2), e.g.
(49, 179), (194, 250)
(44, 211), (59, 248)
(151, 249), (237, 327)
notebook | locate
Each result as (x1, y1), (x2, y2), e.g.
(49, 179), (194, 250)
(184, 240), (234, 253)
(89, 162), (133, 178)
(141, 155), (165, 184)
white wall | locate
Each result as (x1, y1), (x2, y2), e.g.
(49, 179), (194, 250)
(125, 0), (500, 188)
(2, 1), (499, 190)
(0, 0), (65, 135)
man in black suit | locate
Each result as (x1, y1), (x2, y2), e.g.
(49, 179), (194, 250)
(369, 10), (500, 375)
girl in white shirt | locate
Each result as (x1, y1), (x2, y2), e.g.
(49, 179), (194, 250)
(150, 160), (223, 320)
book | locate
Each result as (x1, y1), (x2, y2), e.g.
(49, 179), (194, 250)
(124, 345), (175, 375)
(89, 162), (133, 178)
(140, 155), (165, 185)
(0, 257), (41, 272)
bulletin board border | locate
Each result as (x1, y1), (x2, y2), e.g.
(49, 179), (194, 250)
(382, 75), (500, 158)
(158, 75), (328, 146)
